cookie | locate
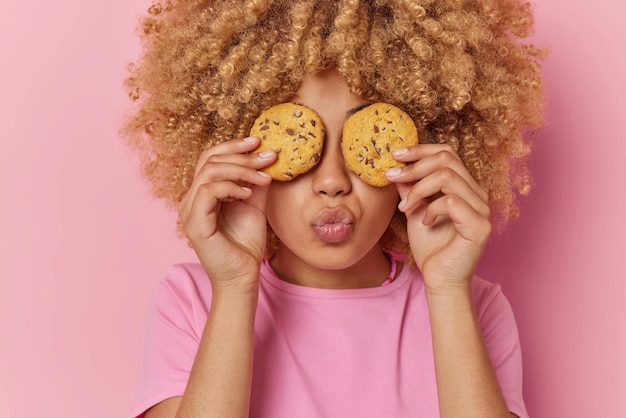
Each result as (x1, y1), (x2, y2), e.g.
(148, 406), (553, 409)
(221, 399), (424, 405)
(250, 103), (325, 181)
(341, 102), (419, 187)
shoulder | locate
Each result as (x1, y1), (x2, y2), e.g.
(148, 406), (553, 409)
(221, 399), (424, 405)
(402, 264), (514, 325)
(470, 276), (512, 320)
(131, 264), (209, 417)
(468, 276), (521, 352)
(150, 263), (212, 331)
(399, 262), (506, 312)
(157, 262), (211, 299)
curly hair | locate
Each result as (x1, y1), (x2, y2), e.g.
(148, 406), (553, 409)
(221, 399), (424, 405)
(121, 0), (546, 256)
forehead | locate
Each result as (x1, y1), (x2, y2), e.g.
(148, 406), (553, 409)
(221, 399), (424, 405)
(291, 70), (371, 128)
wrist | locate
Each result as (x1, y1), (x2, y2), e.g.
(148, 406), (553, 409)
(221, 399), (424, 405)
(212, 281), (259, 302)
(424, 282), (473, 313)
(201, 260), (262, 298)
(424, 278), (471, 299)
(209, 286), (259, 328)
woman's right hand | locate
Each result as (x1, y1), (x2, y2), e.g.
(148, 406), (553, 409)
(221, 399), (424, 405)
(178, 136), (276, 293)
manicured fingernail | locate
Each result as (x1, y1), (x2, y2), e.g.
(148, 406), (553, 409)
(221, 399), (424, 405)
(244, 136), (258, 143)
(258, 150), (275, 158)
(386, 167), (402, 177)
(398, 199), (407, 210)
(392, 148), (408, 157)
(257, 170), (271, 178)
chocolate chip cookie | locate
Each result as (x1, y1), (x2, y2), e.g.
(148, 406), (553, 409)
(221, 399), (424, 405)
(250, 103), (325, 181)
(341, 103), (419, 186)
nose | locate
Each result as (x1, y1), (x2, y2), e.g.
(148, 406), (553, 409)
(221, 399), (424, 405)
(311, 141), (352, 197)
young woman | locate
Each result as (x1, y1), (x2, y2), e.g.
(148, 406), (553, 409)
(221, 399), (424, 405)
(122, 1), (546, 416)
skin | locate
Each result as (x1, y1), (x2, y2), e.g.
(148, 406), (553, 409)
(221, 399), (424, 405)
(146, 69), (516, 418)
(266, 71), (399, 289)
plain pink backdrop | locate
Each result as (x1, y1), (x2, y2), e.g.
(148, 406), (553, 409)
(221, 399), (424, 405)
(1, 1), (624, 417)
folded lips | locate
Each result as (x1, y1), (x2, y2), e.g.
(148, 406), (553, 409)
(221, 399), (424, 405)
(311, 208), (355, 243)
(311, 207), (355, 227)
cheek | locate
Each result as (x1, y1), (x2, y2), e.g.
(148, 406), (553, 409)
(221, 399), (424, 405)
(363, 185), (399, 225)
(372, 183), (399, 206)
(265, 183), (301, 231)
(265, 187), (283, 224)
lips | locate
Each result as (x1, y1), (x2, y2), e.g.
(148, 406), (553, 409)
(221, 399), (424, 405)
(311, 207), (355, 243)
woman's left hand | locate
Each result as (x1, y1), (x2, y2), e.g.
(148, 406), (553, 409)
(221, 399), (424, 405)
(385, 144), (492, 294)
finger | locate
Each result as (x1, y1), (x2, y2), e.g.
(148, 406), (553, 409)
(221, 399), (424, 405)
(394, 181), (417, 210)
(185, 149), (274, 208)
(183, 181), (254, 240)
(392, 144), (462, 164)
(388, 144), (489, 202)
(194, 136), (269, 176)
(389, 145), (487, 201)
(180, 163), (272, 220)
(398, 167), (490, 218)
(194, 160), (273, 187)
(246, 182), (270, 213)
(421, 194), (492, 242)
(181, 136), (267, 215)
(196, 144), (276, 179)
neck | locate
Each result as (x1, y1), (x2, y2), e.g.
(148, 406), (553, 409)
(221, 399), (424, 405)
(269, 245), (392, 289)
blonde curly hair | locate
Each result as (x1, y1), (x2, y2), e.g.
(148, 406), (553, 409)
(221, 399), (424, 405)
(121, 0), (546, 257)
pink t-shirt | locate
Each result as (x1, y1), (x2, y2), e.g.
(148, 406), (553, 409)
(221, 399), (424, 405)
(130, 256), (528, 417)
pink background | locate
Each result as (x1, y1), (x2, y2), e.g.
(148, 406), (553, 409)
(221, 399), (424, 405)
(1, 0), (624, 416)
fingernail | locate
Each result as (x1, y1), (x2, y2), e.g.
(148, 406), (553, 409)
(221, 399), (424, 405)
(257, 170), (271, 178)
(258, 150), (275, 158)
(244, 136), (258, 143)
(392, 148), (408, 157)
(386, 167), (402, 177)
(398, 199), (407, 210)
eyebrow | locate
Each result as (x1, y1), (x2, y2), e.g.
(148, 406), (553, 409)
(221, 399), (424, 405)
(345, 103), (372, 118)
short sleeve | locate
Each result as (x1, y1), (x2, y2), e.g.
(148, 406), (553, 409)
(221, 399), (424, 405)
(474, 279), (529, 418)
(129, 264), (211, 418)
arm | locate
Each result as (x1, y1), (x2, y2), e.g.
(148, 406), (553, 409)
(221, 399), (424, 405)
(144, 287), (258, 418)
(145, 137), (276, 418)
(175, 287), (258, 418)
(387, 144), (514, 417)
(426, 287), (511, 417)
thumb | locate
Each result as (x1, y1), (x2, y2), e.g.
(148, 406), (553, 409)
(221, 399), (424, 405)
(394, 182), (412, 211)
(247, 182), (271, 214)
